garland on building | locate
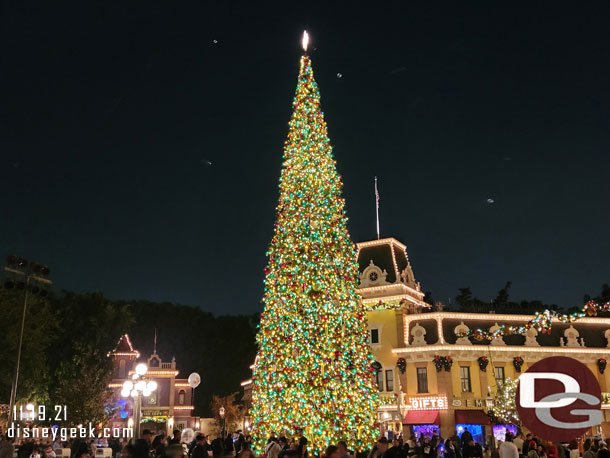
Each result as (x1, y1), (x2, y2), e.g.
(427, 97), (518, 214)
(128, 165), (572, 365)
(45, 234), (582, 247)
(141, 416), (168, 423)
(396, 358), (406, 374)
(487, 378), (520, 425)
(363, 298), (409, 312)
(457, 300), (610, 342)
(513, 357), (524, 372)
(477, 356), (489, 371)
(249, 48), (379, 454)
(598, 358), (607, 374)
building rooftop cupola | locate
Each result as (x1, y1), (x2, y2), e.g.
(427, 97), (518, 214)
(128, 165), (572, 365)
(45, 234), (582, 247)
(356, 237), (419, 289)
(355, 237), (428, 311)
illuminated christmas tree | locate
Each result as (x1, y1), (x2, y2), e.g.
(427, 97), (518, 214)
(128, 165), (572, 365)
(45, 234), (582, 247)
(488, 378), (520, 425)
(250, 33), (379, 454)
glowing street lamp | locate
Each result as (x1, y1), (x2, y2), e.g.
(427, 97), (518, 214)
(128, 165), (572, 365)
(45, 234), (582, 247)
(219, 406), (226, 438)
(135, 363), (148, 376)
(122, 363), (157, 439)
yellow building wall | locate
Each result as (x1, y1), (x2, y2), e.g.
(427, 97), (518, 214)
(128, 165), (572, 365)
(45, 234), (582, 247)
(405, 364), (417, 395)
(429, 364), (439, 395)
(471, 361), (482, 398)
(366, 309), (399, 369)
(451, 362), (461, 396)
(405, 362), (437, 395)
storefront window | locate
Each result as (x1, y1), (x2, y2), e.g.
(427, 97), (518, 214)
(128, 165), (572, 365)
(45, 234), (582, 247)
(493, 366), (505, 384)
(376, 370), (384, 391)
(412, 425), (440, 439)
(386, 370), (394, 392)
(492, 425), (517, 442)
(460, 366), (471, 392)
(417, 368), (428, 393)
(457, 424), (484, 445)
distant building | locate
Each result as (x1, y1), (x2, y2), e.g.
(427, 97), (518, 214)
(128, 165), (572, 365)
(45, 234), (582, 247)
(108, 334), (200, 435)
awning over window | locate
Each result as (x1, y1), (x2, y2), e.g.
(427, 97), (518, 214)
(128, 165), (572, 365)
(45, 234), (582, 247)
(403, 410), (440, 425)
(455, 410), (491, 425)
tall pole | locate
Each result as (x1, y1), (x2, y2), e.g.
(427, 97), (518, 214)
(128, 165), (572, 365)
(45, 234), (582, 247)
(7, 276), (30, 426)
(134, 393), (142, 439)
(375, 176), (380, 240)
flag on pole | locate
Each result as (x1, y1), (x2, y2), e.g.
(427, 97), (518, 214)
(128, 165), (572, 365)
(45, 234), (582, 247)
(375, 177), (380, 210)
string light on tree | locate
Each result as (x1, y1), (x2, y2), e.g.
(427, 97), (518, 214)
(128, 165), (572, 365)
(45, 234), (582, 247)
(249, 31), (379, 454)
(488, 378), (520, 425)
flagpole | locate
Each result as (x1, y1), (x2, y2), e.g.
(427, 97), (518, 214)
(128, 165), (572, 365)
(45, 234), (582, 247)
(375, 176), (380, 240)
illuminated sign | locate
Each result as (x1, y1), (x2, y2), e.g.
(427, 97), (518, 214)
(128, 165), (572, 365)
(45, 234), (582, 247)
(142, 409), (169, 416)
(408, 396), (448, 410)
(452, 398), (490, 408)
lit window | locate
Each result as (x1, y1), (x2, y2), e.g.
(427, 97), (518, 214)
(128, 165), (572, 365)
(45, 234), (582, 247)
(386, 370), (394, 392)
(178, 390), (185, 405)
(371, 329), (379, 344)
(494, 366), (505, 384)
(376, 370), (384, 391)
(417, 368), (428, 393)
(460, 366), (471, 392)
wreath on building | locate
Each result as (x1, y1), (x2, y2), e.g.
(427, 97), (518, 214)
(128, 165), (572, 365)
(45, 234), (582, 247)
(598, 358), (607, 374)
(444, 356), (453, 371)
(477, 356), (489, 371)
(396, 357), (406, 374)
(433, 355), (453, 372)
(433, 356), (443, 372)
(513, 356), (524, 372)
(372, 361), (382, 373)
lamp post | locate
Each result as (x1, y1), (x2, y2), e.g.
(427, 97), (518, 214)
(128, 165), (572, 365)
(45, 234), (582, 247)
(4, 255), (51, 427)
(122, 363), (157, 439)
(219, 406), (226, 439)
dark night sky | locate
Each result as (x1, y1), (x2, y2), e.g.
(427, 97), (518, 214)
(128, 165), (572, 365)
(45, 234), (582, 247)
(2, 2), (609, 314)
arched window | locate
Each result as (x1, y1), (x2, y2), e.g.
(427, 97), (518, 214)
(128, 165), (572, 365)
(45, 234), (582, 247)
(119, 359), (126, 378)
(372, 361), (383, 391)
(178, 390), (185, 405)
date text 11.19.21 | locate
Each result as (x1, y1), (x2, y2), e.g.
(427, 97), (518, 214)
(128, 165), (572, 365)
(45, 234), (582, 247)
(13, 405), (67, 422)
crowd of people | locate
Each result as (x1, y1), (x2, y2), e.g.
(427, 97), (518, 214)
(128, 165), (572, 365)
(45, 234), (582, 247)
(0, 430), (608, 458)
(498, 433), (610, 458)
(0, 429), (256, 458)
